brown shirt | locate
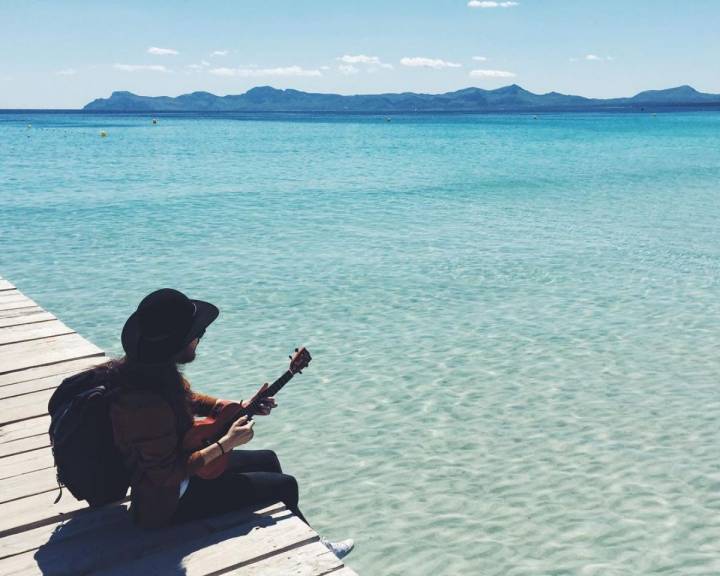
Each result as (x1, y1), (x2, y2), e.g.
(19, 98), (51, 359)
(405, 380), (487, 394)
(110, 382), (218, 528)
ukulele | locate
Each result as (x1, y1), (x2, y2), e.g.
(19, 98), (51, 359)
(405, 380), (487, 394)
(183, 347), (312, 480)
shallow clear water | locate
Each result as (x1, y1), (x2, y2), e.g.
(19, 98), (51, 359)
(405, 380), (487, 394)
(2, 111), (720, 575)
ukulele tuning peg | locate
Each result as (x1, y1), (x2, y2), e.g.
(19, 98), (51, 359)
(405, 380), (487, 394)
(295, 348), (299, 352)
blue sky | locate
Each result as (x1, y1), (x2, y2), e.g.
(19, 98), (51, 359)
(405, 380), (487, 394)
(1, 0), (719, 108)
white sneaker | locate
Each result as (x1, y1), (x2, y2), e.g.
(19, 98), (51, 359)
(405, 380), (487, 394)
(320, 537), (355, 559)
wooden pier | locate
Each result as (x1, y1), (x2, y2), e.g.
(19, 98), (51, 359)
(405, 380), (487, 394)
(0, 276), (358, 576)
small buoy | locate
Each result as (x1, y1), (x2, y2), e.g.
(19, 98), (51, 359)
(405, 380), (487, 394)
(533, 115), (538, 120)
(152, 118), (158, 125)
(27, 124), (32, 129)
(100, 130), (108, 138)
(385, 117), (391, 122)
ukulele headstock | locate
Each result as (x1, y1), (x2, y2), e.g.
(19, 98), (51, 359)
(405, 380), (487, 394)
(288, 347), (311, 374)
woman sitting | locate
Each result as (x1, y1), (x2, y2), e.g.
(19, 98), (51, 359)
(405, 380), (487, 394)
(108, 288), (353, 559)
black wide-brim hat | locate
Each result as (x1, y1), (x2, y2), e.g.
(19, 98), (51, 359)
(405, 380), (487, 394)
(122, 288), (219, 365)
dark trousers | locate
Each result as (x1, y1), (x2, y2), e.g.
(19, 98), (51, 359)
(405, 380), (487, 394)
(172, 449), (308, 525)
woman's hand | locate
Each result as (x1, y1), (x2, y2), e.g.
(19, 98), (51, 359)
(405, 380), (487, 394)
(241, 382), (278, 416)
(222, 416), (255, 449)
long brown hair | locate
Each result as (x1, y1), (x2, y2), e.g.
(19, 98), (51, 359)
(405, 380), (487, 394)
(98, 357), (194, 433)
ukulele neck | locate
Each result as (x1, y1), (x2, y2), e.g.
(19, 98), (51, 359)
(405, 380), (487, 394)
(245, 370), (294, 416)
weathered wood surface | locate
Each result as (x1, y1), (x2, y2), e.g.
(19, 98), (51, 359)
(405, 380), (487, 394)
(0, 278), (360, 575)
(0, 291), (33, 305)
(0, 503), (286, 574)
(0, 320), (74, 347)
(0, 502), (283, 561)
(0, 371), (74, 401)
(0, 465), (58, 503)
(0, 389), (55, 425)
(0, 434), (49, 459)
(0, 297), (37, 311)
(229, 540), (344, 576)
(0, 307), (49, 322)
(0, 446), (55, 480)
(0, 356), (104, 387)
(0, 501), (132, 560)
(0, 311), (55, 329)
(0, 487), (95, 538)
(0, 415), (51, 443)
(0, 333), (104, 376)
(93, 512), (318, 576)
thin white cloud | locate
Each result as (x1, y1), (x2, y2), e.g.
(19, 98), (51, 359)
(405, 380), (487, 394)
(400, 57), (462, 69)
(469, 68), (516, 78)
(211, 50), (229, 57)
(338, 64), (360, 75)
(209, 65), (322, 77)
(337, 54), (393, 68)
(585, 54), (614, 62)
(56, 68), (77, 76)
(147, 47), (178, 56)
(472, 56), (488, 61)
(187, 61), (211, 70)
(320, 65), (331, 70)
(114, 64), (168, 72)
(468, 1), (518, 8)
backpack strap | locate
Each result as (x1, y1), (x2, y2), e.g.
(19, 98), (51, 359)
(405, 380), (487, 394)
(53, 472), (63, 504)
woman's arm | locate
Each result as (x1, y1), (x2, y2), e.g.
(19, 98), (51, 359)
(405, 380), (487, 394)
(186, 416), (255, 473)
(190, 390), (223, 416)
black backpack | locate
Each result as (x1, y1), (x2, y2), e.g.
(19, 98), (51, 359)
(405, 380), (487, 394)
(48, 368), (130, 507)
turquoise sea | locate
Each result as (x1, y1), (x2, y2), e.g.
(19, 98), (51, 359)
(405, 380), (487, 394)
(2, 111), (720, 575)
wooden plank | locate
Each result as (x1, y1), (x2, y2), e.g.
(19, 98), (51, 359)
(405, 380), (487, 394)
(0, 311), (54, 329)
(0, 356), (104, 387)
(0, 489), (90, 538)
(5, 511), (207, 576)
(0, 307), (46, 321)
(0, 371), (72, 401)
(0, 466), (58, 504)
(0, 503), (285, 571)
(0, 502), (283, 564)
(0, 334), (104, 376)
(0, 291), (31, 304)
(0, 447), (54, 480)
(0, 388), (53, 421)
(0, 298), (36, 312)
(0, 320), (74, 347)
(0, 502), (129, 560)
(0, 280), (15, 291)
(90, 512), (317, 576)
(225, 541), (343, 576)
(0, 388), (54, 425)
(0, 415), (51, 443)
(0, 434), (49, 459)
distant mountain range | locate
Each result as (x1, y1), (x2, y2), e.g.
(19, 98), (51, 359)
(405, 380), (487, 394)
(84, 85), (720, 113)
